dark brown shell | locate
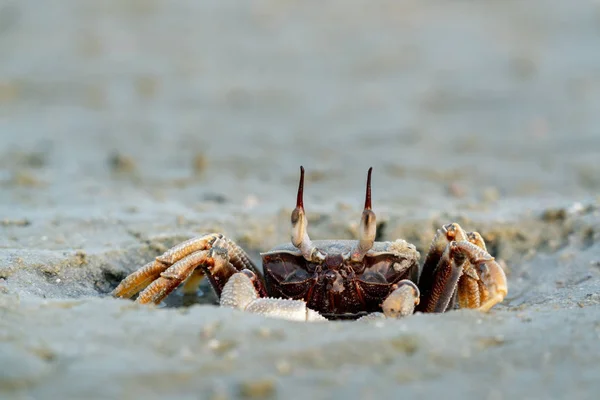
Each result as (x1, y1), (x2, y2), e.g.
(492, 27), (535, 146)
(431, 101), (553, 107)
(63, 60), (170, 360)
(261, 240), (420, 319)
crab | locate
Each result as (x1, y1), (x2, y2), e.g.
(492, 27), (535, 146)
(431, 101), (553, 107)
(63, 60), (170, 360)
(112, 167), (507, 321)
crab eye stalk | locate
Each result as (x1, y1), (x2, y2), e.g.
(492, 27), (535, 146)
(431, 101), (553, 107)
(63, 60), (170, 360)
(290, 166), (306, 249)
(348, 167), (377, 262)
(291, 166), (325, 262)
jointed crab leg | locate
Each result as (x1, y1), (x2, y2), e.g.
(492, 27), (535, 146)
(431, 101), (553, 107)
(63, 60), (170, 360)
(456, 231), (487, 309)
(111, 259), (170, 299)
(156, 234), (258, 275)
(111, 233), (263, 304)
(448, 225), (482, 310)
(456, 268), (481, 309)
(112, 233), (224, 299)
(417, 223), (507, 313)
(416, 223), (458, 311)
(457, 240), (507, 312)
(136, 250), (211, 304)
(181, 269), (206, 295)
(420, 242), (467, 313)
(455, 230), (507, 312)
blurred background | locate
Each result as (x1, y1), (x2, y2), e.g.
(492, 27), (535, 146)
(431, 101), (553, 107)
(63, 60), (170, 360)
(1, 0), (599, 248)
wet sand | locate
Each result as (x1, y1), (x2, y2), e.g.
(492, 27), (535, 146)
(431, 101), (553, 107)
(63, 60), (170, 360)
(1, 1), (600, 399)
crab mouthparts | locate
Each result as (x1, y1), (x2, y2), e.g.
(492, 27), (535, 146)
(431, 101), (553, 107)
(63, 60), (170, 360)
(324, 253), (344, 269)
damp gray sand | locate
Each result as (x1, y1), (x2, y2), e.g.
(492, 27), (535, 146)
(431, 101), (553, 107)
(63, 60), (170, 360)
(1, 1), (600, 399)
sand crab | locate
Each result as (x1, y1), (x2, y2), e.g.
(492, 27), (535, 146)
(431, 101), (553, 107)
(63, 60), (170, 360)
(112, 167), (507, 321)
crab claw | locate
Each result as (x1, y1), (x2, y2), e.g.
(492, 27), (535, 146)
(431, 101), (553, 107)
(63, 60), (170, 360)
(348, 167), (377, 262)
(221, 272), (326, 321)
(291, 166), (325, 262)
(382, 280), (420, 318)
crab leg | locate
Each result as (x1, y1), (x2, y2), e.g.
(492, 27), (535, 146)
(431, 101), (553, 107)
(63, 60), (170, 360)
(456, 267), (481, 309)
(111, 259), (170, 299)
(419, 241), (468, 313)
(453, 241), (507, 312)
(136, 250), (210, 304)
(455, 231), (486, 308)
(418, 223), (507, 312)
(420, 238), (507, 313)
(417, 223), (467, 311)
(454, 231), (507, 311)
(417, 226), (450, 309)
(221, 271), (326, 321)
(451, 227), (480, 309)
(112, 233), (263, 304)
(157, 234), (260, 277)
(111, 234), (224, 299)
(181, 269), (206, 295)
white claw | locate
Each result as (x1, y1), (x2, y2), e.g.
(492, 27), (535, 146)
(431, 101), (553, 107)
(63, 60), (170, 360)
(220, 273), (259, 310)
(220, 272), (326, 322)
(357, 312), (387, 322)
(246, 298), (327, 322)
(306, 308), (328, 322)
(381, 280), (420, 318)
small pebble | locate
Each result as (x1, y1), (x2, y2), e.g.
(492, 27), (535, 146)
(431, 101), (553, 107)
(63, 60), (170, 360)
(200, 321), (221, 339)
(207, 339), (237, 355)
(108, 152), (136, 173)
(238, 377), (276, 399)
(193, 153), (208, 174)
(275, 359), (292, 376)
(244, 195), (259, 209)
(481, 186), (500, 203)
(12, 170), (43, 187)
(1, 218), (31, 227)
(447, 182), (467, 198)
(541, 208), (567, 222)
